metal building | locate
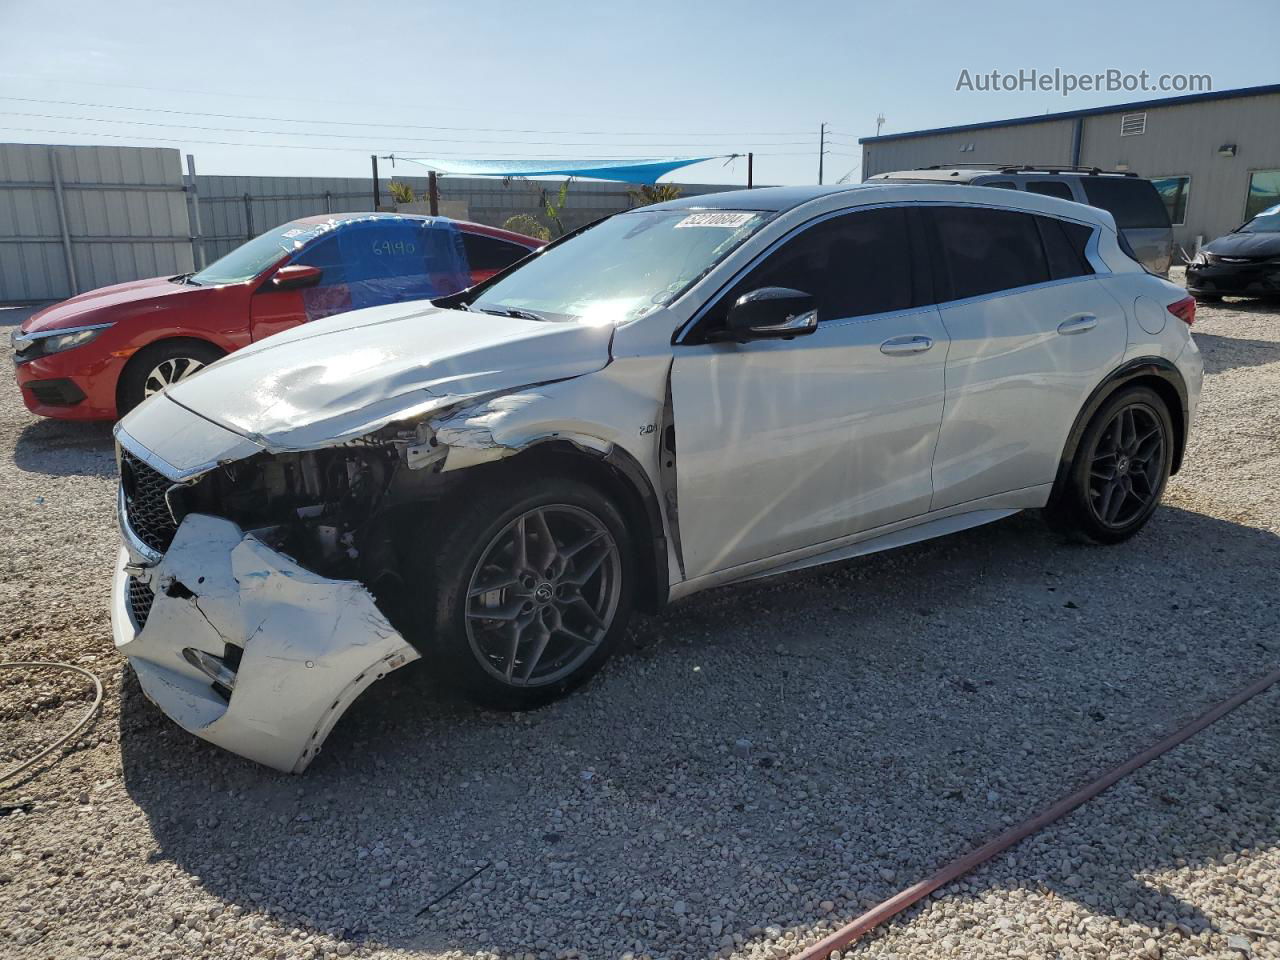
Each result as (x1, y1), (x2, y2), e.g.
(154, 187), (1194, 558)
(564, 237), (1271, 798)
(860, 83), (1280, 252)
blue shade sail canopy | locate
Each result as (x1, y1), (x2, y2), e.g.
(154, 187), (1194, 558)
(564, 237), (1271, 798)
(402, 156), (724, 184)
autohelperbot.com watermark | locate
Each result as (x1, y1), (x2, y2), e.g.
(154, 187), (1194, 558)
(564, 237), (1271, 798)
(956, 68), (1212, 97)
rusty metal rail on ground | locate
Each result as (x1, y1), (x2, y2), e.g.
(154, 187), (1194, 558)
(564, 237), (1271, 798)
(793, 666), (1280, 960)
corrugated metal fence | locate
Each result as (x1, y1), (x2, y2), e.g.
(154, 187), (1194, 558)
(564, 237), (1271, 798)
(192, 174), (739, 263)
(0, 142), (742, 304)
(0, 144), (194, 302)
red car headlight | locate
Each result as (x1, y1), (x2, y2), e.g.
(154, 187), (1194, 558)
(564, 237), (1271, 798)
(12, 322), (114, 363)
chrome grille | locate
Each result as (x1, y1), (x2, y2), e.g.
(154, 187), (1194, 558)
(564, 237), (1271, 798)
(119, 450), (178, 554)
(127, 577), (156, 629)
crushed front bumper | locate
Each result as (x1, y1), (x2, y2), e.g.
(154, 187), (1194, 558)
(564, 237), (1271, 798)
(112, 513), (419, 773)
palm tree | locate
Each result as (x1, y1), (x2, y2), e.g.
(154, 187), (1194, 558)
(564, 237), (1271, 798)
(628, 183), (683, 207)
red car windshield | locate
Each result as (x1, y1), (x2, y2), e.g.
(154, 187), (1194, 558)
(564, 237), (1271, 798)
(189, 221), (324, 286)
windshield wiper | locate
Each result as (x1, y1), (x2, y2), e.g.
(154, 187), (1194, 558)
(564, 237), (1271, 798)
(477, 306), (550, 322)
(168, 272), (202, 286)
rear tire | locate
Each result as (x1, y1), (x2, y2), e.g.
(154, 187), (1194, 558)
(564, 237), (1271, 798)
(410, 474), (635, 710)
(1044, 386), (1174, 544)
(1192, 293), (1222, 303)
(117, 339), (224, 416)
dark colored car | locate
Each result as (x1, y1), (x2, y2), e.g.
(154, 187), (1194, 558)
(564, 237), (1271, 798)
(1186, 204), (1280, 301)
(12, 214), (544, 420)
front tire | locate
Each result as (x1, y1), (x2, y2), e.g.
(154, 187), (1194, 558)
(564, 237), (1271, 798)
(1045, 386), (1175, 544)
(117, 339), (225, 416)
(413, 474), (635, 710)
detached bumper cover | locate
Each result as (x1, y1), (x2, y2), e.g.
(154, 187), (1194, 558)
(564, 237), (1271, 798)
(112, 513), (419, 773)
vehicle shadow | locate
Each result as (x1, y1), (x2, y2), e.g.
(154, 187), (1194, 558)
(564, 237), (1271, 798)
(1194, 331), (1280, 376)
(11, 416), (116, 478)
(118, 505), (1280, 957)
(1206, 297), (1280, 316)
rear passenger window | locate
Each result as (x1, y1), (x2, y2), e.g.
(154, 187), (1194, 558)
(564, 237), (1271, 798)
(707, 207), (914, 327)
(981, 181), (1018, 190)
(931, 207), (1050, 300)
(1037, 217), (1095, 280)
(1026, 181), (1075, 201)
(462, 233), (532, 271)
(1080, 178), (1170, 229)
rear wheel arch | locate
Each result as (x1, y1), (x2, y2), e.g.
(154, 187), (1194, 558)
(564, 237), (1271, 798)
(1051, 357), (1188, 502)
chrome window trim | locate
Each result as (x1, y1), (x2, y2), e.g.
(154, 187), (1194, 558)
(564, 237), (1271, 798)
(817, 301), (943, 331)
(1082, 226), (1107, 275)
(931, 273), (1098, 311)
(674, 200), (1109, 344)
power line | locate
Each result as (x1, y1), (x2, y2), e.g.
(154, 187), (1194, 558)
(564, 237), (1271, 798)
(0, 110), (815, 148)
(0, 95), (817, 140)
(0, 125), (854, 160)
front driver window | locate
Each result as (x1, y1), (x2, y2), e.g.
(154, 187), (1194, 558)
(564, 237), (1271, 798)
(289, 219), (471, 321)
(701, 207), (913, 332)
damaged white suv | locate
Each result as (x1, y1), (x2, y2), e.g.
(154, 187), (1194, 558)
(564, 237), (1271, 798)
(113, 183), (1203, 772)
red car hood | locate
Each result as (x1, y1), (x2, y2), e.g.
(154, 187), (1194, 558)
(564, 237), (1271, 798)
(21, 275), (197, 334)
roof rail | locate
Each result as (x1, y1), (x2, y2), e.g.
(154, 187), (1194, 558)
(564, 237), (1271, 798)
(920, 163), (1009, 170)
(917, 163), (1138, 177)
(998, 164), (1138, 177)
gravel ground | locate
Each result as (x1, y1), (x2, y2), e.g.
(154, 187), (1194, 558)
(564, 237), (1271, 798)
(1, 287), (1278, 960)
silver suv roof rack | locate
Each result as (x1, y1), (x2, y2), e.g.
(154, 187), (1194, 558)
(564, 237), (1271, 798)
(918, 163), (1138, 177)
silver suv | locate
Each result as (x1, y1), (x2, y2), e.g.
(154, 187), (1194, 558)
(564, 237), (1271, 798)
(871, 166), (1174, 276)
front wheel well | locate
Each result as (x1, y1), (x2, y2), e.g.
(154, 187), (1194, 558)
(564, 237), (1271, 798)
(432, 442), (670, 613)
(115, 336), (227, 413)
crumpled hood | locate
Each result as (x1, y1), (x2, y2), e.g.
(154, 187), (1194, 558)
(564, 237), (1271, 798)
(20, 275), (194, 334)
(159, 302), (614, 451)
(1203, 231), (1280, 259)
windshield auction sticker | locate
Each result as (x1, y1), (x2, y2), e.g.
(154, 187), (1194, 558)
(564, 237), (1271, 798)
(675, 212), (756, 228)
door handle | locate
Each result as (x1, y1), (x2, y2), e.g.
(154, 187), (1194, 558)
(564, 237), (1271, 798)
(880, 335), (934, 355)
(1057, 314), (1098, 335)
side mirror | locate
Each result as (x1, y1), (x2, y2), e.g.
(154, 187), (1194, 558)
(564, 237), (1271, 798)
(271, 264), (323, 290)
(716, 287), (819, 341)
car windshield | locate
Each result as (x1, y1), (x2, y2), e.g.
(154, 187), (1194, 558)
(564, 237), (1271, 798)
(1239, 211), (1280, 233)
(470, 208), (771, 324)
(189, 221), (321, 285)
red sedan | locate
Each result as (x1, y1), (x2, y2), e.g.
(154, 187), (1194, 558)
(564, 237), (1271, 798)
(12, 213), (543, 420)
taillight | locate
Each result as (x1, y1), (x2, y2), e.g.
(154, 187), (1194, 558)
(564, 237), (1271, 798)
(1167, 295), (1196, 326)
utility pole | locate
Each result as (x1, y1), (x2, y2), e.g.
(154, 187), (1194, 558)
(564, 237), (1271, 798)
(747, 152), (753, 189)
(371, 154), (381, 209)
(428, 171), (439, 216)
(818, 122), (827, 185)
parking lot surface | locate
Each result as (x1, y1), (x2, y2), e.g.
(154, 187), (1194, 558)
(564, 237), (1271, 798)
(1, 292), (1278, 960)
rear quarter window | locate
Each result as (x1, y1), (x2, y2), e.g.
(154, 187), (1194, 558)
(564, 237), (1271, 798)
(1037, 217), (1095, 280)
(1025, 181), (1076, 202)
(1080, 178), (1171, 230)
